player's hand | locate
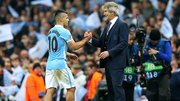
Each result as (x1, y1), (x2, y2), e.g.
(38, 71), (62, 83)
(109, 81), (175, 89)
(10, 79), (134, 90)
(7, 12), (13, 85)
(84, 31), (92, 39)
(99, 51), (109, 59)
(67, 53), (78, 60)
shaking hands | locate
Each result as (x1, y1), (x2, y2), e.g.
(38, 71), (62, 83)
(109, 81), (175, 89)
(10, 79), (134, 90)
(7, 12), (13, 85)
(84, 31), (92, 41)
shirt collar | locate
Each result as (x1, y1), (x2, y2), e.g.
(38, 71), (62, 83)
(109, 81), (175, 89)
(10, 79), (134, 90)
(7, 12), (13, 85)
(55, 25), (63, 28)
(109, 16), (118, 25)
(176, 68), (180, 72)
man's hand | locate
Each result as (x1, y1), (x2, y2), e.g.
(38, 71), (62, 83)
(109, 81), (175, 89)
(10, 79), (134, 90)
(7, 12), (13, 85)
(148, 48), (159, 55)
(84, 31), (92, 40)
(67, 52), (78, 60)
(99, 51), (109, 59)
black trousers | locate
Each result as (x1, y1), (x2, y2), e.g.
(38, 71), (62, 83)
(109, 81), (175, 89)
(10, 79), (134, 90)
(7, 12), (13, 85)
(146, 74), (171, 101)
(122, 82), (134, 101)
(105, 67), (125, 101)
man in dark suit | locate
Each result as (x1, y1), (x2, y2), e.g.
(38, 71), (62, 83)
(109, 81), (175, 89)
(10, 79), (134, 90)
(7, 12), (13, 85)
(87, 2), (129, 101)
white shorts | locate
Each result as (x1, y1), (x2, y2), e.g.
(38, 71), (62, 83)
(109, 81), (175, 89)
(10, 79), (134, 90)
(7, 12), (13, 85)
(45, 68), (75, 89)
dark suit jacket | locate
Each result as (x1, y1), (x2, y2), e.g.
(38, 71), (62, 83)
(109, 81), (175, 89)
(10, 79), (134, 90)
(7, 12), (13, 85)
(170, 71), (180, 100)
(92, 18), (129, 70)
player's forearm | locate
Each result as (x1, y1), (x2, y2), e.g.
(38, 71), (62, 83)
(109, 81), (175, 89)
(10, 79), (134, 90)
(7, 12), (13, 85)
(72, 38), (89, 50)
(66, 52), (71, 56)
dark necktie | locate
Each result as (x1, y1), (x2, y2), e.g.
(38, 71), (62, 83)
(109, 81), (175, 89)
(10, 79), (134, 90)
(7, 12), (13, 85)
(104, 22), (111, 47)
(104, 22), (112, 36)
(104, 22), (111, 41)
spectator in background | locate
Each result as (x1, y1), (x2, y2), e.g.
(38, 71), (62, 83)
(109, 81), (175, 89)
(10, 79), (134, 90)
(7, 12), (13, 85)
(3, 58), (14, 86)
(171, 59), (179, 73)
(125, 2), (144, 26)
(142, 0), (155, 20)
(28, 24), (40, 41)
(157, 0), (168, 17)
(25, 63), (46, 101)
(20, 34), (31, 50)
(1, 57), (22, 100)
(4, 40), (14, 57)
(72, 63), (87, 101)
(170, 1), (180, 36)
(72, 64), (87, 87)
(10, 53), (25, 86)
(20, 49), (31, 71)
(85, 65), (94, 101)
(85, 64), (102, 101)
(78, 53), (87, 69)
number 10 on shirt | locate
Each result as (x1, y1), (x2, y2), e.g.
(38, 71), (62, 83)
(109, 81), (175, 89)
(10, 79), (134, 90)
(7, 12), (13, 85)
(48, 36), (58, 52)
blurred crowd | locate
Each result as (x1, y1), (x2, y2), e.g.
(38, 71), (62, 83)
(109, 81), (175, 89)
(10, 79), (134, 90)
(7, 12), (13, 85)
(0, 0), (180, 101)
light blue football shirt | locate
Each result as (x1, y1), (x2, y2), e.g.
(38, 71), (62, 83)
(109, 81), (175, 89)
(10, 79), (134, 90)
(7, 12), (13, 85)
(46, 25), (72, 70)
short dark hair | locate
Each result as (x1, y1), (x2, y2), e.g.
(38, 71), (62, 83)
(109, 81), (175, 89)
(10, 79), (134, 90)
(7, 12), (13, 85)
(149, 29), (161, 41)
(54, 9), (68, 24)
(158, 0), (168, 5)
(33, 63), (41, 70)
(54, 9), (67, 17)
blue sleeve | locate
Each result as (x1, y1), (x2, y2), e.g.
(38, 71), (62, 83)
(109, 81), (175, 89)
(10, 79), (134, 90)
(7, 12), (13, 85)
(157, 42), (172, 62)
(142, 40), (153, 63)
(60, 29), (72, 43)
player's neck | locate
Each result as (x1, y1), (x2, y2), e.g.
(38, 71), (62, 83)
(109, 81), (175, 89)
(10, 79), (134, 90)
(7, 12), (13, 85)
(56, 23), (64, 28)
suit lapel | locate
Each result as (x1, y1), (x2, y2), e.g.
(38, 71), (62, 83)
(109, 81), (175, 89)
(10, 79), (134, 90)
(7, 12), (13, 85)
(107, 19), (120, 43)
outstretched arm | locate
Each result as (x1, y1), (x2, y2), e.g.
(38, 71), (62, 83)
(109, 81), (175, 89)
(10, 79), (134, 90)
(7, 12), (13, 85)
(68, 31), (92, 50)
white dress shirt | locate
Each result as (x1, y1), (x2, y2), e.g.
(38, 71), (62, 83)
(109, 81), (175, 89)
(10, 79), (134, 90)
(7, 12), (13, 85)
(107, 16), (118, 35)
(89, 16), (118, 43)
